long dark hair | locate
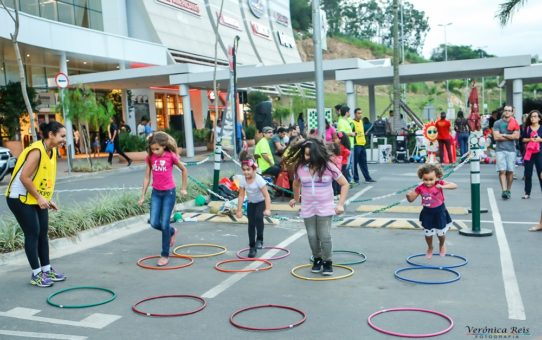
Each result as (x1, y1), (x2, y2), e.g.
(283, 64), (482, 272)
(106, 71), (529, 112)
(39, 121), (64, 139)
(283, 138), (331, 178)
(525, 110), (541, 127)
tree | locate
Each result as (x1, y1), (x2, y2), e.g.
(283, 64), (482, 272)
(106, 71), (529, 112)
(290, 0), (312, 32)
(342, 0), (383, 41)
(321, 0), (342, 35)
(0, 82), (38, 140)
(57, 85), (115, 167)
(430, 45), (495, 62)
(0, 0), (38, 141)
(496, 0), (528, 25)
(247, 91), (269, 112)
(381, 0), (429, 54)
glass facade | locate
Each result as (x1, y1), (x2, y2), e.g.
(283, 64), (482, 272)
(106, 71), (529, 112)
(5, 0), (103, 31)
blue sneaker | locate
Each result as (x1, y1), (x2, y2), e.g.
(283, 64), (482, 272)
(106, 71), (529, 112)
(30, 272), (54, 287)
(44, 268), (66, 282)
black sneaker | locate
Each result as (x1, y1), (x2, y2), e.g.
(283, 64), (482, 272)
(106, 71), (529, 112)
(311, 257), (323, 273)
(248, 247), (257, 258)
(127, 160), (133, 167)
(366, 179), (376, 183)
(322, 261), (333, 276)
(501, 191), (508, 199)
(255, 240), (263, 249)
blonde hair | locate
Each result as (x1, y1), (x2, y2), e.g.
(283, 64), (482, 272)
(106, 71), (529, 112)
(146, 131), (178, 161)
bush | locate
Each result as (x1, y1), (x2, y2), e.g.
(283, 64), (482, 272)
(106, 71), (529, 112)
(244, 124), (256, 139)
(119, 132), (147, 152)
(72, 160), (112, 172)
(193, 128), (211, 146)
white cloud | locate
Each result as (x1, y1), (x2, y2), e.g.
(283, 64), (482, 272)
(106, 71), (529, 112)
(411, 0), (542, 59)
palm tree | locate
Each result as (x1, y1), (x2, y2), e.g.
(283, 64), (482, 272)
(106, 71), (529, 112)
(496, 0), (528, 26)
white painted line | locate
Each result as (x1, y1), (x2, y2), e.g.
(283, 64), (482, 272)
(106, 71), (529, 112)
(346, 185), (373, 206)
(456, 219), (538, 225)
(0, 308), (121, 329)
(202, 229), (307, 299)
(487, 188), (526, 320)
(0, 330), (87, 339)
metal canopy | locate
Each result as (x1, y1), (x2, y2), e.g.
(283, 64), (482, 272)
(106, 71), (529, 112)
(336, 55), (532, 86)
(504, 64), (542, 85)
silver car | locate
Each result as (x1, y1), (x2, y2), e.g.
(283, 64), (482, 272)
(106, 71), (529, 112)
(0, 146), (17, 182)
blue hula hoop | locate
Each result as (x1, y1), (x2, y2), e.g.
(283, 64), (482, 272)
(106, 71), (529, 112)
(394, 266), (461, 285)
(406, 253), (468, 269)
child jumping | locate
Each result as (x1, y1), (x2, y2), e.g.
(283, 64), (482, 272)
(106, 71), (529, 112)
(236, 152), (271, 258)
(138, 131), (188, 266)
(406, 164), (457, 258)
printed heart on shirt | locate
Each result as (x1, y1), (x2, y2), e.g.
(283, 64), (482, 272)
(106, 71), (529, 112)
(160, 160), (166, 167)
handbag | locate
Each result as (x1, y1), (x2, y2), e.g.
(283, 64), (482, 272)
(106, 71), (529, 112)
(105, 141), (115, 154)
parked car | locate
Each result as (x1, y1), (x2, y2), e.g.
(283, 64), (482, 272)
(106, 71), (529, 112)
(0, 146), (17, 182)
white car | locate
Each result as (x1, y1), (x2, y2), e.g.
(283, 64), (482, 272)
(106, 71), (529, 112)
(0, 146), (17, 182)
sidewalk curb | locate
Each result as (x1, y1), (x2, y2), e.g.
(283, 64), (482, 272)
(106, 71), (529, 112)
(0, 200), (197, 272)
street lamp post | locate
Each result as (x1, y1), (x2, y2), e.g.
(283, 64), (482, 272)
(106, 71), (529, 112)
(438, 22), (452, 107)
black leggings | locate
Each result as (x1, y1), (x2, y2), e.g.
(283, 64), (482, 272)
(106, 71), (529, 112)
(524, 151), (542, 195)
(107, 139), (132, 164)
(247, 201), (265, 248)
(6, 197), (50, 270)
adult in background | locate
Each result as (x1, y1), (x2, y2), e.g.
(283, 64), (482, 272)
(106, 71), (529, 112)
(235, 120), (247, 155)
(137, 117), (148, 137)
(254, 126), (280, 178)
(297, 112), (305, 136)
(324, 119), (336, 143)
(270, 127), (286, 164)
(107, 117), (132, 166)
(352, 108), (376, 183)
(520, 109), (542, 199)
(5, 122), (67, 287)
(493, 105), (520, 200)
(454, 110), (470, 157)
(337, 105), (355, 182)
(435, 111), (453, 164)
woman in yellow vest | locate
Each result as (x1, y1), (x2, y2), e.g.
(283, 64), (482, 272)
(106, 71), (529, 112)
(6, 121), (67, 287)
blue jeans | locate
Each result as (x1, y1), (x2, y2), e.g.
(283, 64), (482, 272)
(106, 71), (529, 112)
(458, 132), (469, 157)
(353, 145), (371, 182)
(345, 152), (353, 183)
(150, 188), (176, 257)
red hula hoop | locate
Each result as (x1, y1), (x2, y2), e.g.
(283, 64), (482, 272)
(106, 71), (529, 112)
(230, 304), (307, 331)
(137, 255), (194, 270)
(236, 246), (291, 260)
(367, 307), (454, 338)
(215, 258), (273, 273)
(132, 294), (207, 317)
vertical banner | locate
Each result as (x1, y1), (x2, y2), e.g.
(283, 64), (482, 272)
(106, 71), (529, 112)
(219, 46), (235, 148)
(307, 108), (332, 131)
(320, 9), (328, 51)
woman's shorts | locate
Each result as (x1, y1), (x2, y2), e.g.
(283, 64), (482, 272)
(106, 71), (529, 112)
(419, 204), (452, 237)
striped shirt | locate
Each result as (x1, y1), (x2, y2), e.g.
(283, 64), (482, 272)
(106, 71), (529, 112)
(296, 162), (342, 218)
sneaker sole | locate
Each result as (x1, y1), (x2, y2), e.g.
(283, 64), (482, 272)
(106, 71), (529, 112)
(49, 277), (66, 282)
(31, 282), (53, 287)
(311, 269), (322, 273)
(322, 272), (333, 276)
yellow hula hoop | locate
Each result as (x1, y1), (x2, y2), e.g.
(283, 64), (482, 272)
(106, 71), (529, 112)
(290, 264), (354, 281)
(173, 243), (227, 258)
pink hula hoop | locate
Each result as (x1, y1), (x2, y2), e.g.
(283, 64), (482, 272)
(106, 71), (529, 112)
(367, 307), (454, 338)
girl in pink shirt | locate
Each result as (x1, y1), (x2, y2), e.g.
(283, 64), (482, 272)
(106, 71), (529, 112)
(138, 132), (188, 266)
(286, 138), (349, 276)
(406, 164), (457, 258)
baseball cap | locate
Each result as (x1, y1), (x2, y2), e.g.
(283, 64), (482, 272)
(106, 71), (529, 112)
(262, 126), (273, 133)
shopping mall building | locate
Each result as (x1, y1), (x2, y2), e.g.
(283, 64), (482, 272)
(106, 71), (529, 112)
(0, 0), (303, 149)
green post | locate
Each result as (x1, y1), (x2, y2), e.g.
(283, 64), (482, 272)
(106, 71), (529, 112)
(460, 146), (492, 237)
(212, 140), (222, 197)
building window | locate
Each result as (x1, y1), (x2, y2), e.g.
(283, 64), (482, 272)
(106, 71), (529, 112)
(20, 0), (39, 16)
(74, 4), (89, 27)
(39, 0), (58, 21)
(155, 95), (167, 130)
(57, 1), (75, 25)
(89, 9), (103, 30)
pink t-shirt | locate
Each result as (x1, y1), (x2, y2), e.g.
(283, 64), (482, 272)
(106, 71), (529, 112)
(296, 162), (342, 218)
(325, 127), (336, 142)
(415, 180), (445, 208)
(147, 151), (180, 190)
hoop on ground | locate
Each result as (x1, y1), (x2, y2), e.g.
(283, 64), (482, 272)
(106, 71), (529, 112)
(237, 246), (291, 260)
(215, 258), (273, 273)
(290, 264), (354, 281)
(367, 307), (454, 337)
(310, 250), (367, 266)
(137, 255), (194, 270)
(173, 243), (227, 258)
(132, 294), (207, 317)
(47, 286), (116, 308)
(230, 304), (307, 331)
(406, 253), (468, 269)
(394, 266), (460, 284)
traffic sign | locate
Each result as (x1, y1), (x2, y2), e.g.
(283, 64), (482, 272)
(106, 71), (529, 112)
(54, 72), (69, 88)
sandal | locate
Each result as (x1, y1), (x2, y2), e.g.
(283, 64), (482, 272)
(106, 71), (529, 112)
(522, 194), (530, 199)
(528, 226), (542, 232)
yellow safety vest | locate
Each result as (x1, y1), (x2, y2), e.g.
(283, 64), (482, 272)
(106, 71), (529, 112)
(6, 141), (57, 204)
(351, 119), (367, 146)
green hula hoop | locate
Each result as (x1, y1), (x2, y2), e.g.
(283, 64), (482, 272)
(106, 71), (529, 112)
(47, 286), (117, 308)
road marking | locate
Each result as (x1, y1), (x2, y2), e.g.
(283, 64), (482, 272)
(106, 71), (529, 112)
(202, 229), (307, 299)
(355, 205), (469, 215)
(182, 212), (279, 225)
(456, 219), (538, 225)
(339, 217), (464, 230)
(0, 330), (87, 339)
(346, 185), (373, 206)
(487, 188), (526, 320)
(0, 308), (121, 329)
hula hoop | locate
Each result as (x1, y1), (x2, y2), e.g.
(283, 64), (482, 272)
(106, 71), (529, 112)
(47, 286), (116, 308)
(236, 246), (291, 260)
(137, 255), (194, 270)
(406, 253), (468, 269)
(290, 264), (354, 281)
(394, 266), (461, 285)
(132, 294), (207, 317)
(230, 304), (307, 331)
(367, 307), (454, 337)
(215, 258), (273, 273)
(310, 250), (367, 266)
(173, 243), (227, 258)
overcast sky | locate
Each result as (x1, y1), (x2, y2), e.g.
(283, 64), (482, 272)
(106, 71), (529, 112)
(412, 0), (542, 59)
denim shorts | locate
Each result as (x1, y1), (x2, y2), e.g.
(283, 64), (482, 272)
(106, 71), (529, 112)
(495, 151), (516, 172)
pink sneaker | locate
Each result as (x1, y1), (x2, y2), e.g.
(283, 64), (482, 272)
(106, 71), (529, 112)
(157, 257), (169, 266)
(426, 248), (433, 259)
(170, 228), (177, 247)
(439, 244), (446, 257)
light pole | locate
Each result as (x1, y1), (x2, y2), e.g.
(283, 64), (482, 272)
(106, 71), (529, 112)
(438, 22), (452, 107)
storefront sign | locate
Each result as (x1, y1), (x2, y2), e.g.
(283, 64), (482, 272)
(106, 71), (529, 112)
(277, 31), (295, 48)
(273, 11), (289, 26)
(157, 0), (201, 16)
(247, 0), (265, 18)
(251, 21), (271, 39)
(217, 12), (241, 31)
